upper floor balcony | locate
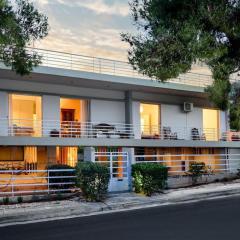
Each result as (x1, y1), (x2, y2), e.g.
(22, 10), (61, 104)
(24, 48), (238, 88)
(0, 118), (239, 143)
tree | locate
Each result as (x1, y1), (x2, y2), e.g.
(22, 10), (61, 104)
(0, 0), (48, 75)
(122, 0), (240, 129)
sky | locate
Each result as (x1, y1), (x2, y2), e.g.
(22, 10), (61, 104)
(33, 0), (135, 61)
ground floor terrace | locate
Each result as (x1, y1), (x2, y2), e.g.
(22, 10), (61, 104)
(0, 146), (240, 196)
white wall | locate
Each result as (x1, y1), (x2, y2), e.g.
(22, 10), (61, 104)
(42, 95), (60, 136)
(161, 104), (202, 126)
(0, 91), (9, 136)
(228, 148), (240, 172)
(220, 111), (228, 132)
(90, 100), (125, 124)
(132, 101), (141, 139)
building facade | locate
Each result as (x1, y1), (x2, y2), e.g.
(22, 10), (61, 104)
(0, 48), (240, 193)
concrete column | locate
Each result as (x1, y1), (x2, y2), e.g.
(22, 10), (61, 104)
(42, 95), (60, 136)
(125, 91), (133, 124)
(47, 146), (57, 166)
(0, 91), (9, 136)
(122, 147), (135, 190)
(84, 147), (95, 162)
(132, 101), (141, 139)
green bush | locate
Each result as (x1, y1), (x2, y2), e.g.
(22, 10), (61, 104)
(47, 164), (75, 190)
(17, 196), (23, 204)
(3, 197), (9, 205)
(188, 161), (206, 185)
(132, 163), (168, 196)
(76, 162), (110, 202)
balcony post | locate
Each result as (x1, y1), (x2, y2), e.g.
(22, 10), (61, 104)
(0, 91), (9, 136)
(125, 91), (134, 138)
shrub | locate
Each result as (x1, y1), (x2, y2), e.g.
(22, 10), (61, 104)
(3, 197), (9, 205)
(132, 163), (168, 196)
(76, 162), (110, 202)
(188, 161), (206, 185)
(17, 196), (23, 204)
(47, 164), (75, 190)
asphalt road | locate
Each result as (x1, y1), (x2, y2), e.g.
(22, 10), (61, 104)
(1, 196), (240, 240)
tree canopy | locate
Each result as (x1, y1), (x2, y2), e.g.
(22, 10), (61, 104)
(0, 0), (48, 75)
(122, 0), (240, 129)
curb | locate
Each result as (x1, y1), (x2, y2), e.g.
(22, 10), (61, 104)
(1, 187), (240, 227)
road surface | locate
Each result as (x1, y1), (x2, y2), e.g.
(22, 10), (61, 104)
(1, 196), (240, 240)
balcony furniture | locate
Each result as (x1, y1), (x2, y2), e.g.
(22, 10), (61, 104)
(163, 127), (178, 140)
(163, 127), (171, 140)
(12, 125), (34, 136)
(0, 160), (25, 171)
(93, 123), (130, 139)
(93, 123), (115, 138)
(232, 133), (240, 141)
(220, 131), (240, 141)
(60, 121), (81, 138)
(191, 128), (200, 140)
(191, 128), (206, 140)
(50, 129), (59, 137)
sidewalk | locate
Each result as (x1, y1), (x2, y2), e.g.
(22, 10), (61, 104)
(1, 180), (240, 226)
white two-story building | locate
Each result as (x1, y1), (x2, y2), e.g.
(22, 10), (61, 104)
(0, 48), (240, 194)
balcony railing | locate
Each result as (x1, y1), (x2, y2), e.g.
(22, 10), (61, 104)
(0, 119), (135, 139)
(0, 118), (240, 142)
(134, 153), (240, 175)
(24, 48), (238, 88)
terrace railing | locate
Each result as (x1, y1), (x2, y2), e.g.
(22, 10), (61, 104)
(134, 153), (240, 175)
(25, 48), (239, 88)
(0, 169), (76, 197)
(0, 118), (240, 141)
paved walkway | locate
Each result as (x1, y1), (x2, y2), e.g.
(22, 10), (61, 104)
(1, 180), (240, 226)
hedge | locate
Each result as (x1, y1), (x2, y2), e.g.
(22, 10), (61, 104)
(76, 162), (110, 202)
(132, 163), (168, 196)
(47, 164), (75, 190)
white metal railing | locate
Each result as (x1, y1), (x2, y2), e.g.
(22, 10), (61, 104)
(140, 125), (240, 142)
(1, 119), (135, 139)
(134, 153), (240, 175)
(1, 118), (240, 141)
(0, 169), (76, 197)
(95, 152), (129, 179)
(24, 48), (239, 87)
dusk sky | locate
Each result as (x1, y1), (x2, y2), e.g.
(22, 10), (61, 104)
(34, 0), (135, 61)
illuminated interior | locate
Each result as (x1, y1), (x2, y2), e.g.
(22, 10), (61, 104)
(9, 94), (42, 136)
(203, 109), (219, 141)
(57, 147), (78, 167)
(60, 98), (89, 121)
(138, 147), (221, 175)
(0, 146), (38, 170)
(140, 103), (160, 136)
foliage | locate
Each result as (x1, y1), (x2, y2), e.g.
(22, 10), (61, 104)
(132, 170), (143, 193)
(188, 161), (206, 185)
(0, 0), (48, 75)
(122, 0), (240, 123)
(3, 197), (9, 204)
(76, 162), (110, 202)
(132, 163), (168, 196)
(229, 82), (240, 130)
(47, 164), (75, 190)
(17, 196), (23, 203)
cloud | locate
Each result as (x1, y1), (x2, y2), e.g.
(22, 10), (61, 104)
(33, 0), (133, 60)
(75, 0), (130, 17)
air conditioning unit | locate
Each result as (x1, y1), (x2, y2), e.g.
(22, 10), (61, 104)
(183, 102), (193, 112)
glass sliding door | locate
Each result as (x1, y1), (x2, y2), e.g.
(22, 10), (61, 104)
(140, 103), (160, 137)
(203, 109), (219, 141)
(9, 94), (42, 136)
